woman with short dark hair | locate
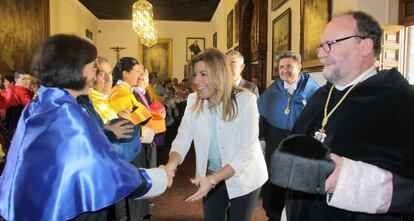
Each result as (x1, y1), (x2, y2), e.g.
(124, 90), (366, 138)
(0, 34), (168, 221)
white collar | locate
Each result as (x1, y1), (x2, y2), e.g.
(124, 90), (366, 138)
(234, 78), (242, 86)
(335, 66), (377, 91)
(137, 87), (146, 94)
(283, 78), (299, 94)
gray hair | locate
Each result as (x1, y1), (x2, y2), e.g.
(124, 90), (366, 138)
(338, 11), (382, 56)
(225, 50), (244, 63)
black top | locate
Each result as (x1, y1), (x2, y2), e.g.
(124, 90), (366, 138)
(286, 68), (414, 221)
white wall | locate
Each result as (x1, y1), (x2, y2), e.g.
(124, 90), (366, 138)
(155, 20), (212, 80)
(49, 0), (98, 43)
(96, 20), (140, 66)
(210, 0), (239, 52)
(96, 20), (211, 81)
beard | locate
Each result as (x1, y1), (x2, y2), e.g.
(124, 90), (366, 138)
(323, 68), (343, 85)
(321, 57), (344, 85)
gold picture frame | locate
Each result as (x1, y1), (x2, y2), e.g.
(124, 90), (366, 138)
(143, 38), (173, 80)
(272, 8), (291, 79)
(186, 37), (205, 61)
(300, 0), (331, 71)
(227, 10), (233, 49)
(272, 0), (289, 11)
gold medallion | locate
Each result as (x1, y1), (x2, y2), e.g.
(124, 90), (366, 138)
(284, 108), (290, 115)
(316, 83), (360, 142)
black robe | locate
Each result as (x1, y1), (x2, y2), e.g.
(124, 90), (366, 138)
(286, 68), (414, 221)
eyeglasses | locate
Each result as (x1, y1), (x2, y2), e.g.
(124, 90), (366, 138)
(316, 35), (366, 54)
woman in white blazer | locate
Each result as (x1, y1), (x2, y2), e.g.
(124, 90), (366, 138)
(165, 48), (268, 221)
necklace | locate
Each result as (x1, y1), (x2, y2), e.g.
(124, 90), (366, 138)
(314, 83), (359, 142)
(284, 93), (292, 115)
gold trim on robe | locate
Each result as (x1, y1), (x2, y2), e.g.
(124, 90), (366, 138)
(0, 143), (4, 162)
(109, 83), (151, 125)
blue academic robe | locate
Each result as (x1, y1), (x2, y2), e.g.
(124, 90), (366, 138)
(258, 73), (319, 220)
(258, 73), (319, 130)
(0, 87), (150, 221)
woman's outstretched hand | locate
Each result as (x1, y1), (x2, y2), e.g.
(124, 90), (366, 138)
(185, 176), (215, 202)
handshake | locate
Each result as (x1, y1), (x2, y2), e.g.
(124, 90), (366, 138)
(158, 163), (176, 188)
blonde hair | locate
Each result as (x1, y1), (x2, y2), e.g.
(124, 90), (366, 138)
(189, 48), (239, 121)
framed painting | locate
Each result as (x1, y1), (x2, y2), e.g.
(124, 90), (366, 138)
(272, 0), (289, 11)
(186, 37), (205, 61)
(227, 10), (233, 49)
(0, 0), (49, 75)
(234, 1), (240, 44)
(213, 32), (217, 48)
(300, 0), (331, 71)
(143, 38), (172, 80)
(272, 8), (291, 79)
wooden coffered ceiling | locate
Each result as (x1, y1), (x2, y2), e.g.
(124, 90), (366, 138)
(79, 0), (221, 21)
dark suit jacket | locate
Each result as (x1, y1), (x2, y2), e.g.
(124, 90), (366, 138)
(238, 78), (259, 97)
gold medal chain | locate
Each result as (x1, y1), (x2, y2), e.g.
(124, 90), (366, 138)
(320, 83), (359, 131)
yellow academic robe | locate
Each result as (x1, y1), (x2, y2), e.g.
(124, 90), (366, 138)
(88, 89), (118, 124)
(0, 144), (4, 162)
(108, 83), (151, 125)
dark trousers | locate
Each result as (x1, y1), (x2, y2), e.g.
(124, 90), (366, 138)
(262, 182), (286, 221)
(203, 181), (261, 221)
(127, 147), (151, 220)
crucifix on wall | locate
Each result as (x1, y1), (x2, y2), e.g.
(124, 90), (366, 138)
(110, 46), (126, 61)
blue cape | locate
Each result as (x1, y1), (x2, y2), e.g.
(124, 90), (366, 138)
(0, 87), (145, 220)
(258, 73), (319, 130)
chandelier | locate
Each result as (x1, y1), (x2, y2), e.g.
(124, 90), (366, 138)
(132, 0), (157, 47)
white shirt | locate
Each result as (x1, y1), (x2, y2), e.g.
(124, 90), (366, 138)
(283, 78), (300, 94)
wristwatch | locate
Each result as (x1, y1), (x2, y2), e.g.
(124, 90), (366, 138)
(209, 176), (217, 188)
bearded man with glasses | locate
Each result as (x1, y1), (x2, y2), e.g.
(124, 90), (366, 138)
(279, 11), (414, 221)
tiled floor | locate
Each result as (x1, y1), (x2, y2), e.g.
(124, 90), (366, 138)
(150, 147), (268, 221)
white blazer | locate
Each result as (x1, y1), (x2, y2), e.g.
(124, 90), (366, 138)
(171, 91), (268, 199)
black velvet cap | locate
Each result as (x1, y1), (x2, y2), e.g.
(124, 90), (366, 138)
(269, 134), (335, 195)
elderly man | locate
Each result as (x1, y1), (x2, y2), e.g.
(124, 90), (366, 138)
(284, 11), (414, 221)
(258, 51), (319, 221)
(226, 50), (259, 97)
